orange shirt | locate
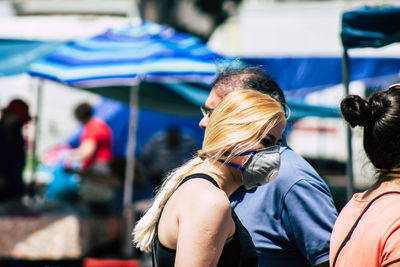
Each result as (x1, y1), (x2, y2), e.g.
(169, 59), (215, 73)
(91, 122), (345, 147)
(330, 192), (400, 267)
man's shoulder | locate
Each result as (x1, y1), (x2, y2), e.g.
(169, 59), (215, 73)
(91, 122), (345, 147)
(150, 131), (168, 141)
(180, 133), (197, 145)
(279, 146), (321, 180)
(272, 146), (331, 196)
(280, 146), (308, 163)
(82, 118), (112, 141)
(86, 118), (108, 130)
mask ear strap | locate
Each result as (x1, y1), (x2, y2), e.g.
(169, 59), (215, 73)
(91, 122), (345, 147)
(284, 104), (291, 120)
(217, 159), (244, 171)
(223, 151), (255, 157)
(219, 150), (255, 170)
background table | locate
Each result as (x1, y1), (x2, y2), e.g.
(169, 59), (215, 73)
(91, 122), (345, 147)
(0, 214), (109, 260)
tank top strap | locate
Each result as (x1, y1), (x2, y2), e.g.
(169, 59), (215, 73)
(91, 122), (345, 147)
(179, 173), (220, 189)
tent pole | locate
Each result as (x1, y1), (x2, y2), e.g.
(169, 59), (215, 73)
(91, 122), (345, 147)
(30, 78), (44, 185)
(122, 84), (139, 257)
(342, 49), (354, 200)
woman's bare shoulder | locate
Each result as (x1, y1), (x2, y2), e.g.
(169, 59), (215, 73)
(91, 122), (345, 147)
(176, 177), (231, 216)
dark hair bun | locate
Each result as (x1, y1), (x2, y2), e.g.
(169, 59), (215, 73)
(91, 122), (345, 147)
(368, 94), (387, 125)
(340, 95), (370, 127)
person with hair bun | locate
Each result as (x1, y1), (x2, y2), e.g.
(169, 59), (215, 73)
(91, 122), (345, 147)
(330, 84), (400, 267)
(134, 89), (286, 267)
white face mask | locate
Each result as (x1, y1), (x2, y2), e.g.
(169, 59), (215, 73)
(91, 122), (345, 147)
(219, 145), (281, 190)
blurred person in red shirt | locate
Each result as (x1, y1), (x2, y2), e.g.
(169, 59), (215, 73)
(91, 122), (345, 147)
(70, 102), (113, 175)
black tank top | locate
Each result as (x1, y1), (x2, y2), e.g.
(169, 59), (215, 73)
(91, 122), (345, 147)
(152, 173), (258, 267)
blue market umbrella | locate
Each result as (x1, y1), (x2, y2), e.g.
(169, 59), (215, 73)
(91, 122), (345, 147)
(28, 22), (223, 252)
(0, 39), (62, 76)
(28, 21), (221, 114)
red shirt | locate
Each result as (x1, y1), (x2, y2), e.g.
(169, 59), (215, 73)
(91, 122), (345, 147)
(80, 118), (113, 169)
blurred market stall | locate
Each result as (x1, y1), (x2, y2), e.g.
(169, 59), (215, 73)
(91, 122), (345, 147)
(27, 20), (223, 256)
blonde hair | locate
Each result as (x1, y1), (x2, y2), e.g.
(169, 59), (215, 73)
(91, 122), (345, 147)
(133, 89), (286, 252)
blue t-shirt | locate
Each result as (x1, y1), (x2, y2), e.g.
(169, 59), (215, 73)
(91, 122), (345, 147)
(230, 146), (338, 267)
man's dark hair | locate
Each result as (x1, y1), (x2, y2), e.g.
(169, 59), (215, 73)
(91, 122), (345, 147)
(74, 102), (93, 124)
(213, 66), (286, 108)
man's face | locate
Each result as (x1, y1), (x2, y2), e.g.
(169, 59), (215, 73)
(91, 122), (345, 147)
(199, 86), (226, 129)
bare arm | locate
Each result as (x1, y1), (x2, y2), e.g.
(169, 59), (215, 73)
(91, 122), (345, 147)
(71, 139), (97, 161)
(174, 187), (234, 267)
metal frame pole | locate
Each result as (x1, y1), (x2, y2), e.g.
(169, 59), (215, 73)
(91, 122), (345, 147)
(30, 78), (44, 184)
(342, 49), (355, 200)
(122, 84), (139, 257)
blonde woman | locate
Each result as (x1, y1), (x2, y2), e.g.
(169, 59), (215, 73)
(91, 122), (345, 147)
(134, 89), (286, 267)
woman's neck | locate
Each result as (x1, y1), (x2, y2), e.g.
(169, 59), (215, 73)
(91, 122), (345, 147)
(192, 159), (242, 197)
(362, 179), (400, 200)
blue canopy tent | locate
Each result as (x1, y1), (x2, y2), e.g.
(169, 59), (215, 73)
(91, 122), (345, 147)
(341, 5), (400, 198)
(243, 57), (400, 99)
(0, 39), (62, 77)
